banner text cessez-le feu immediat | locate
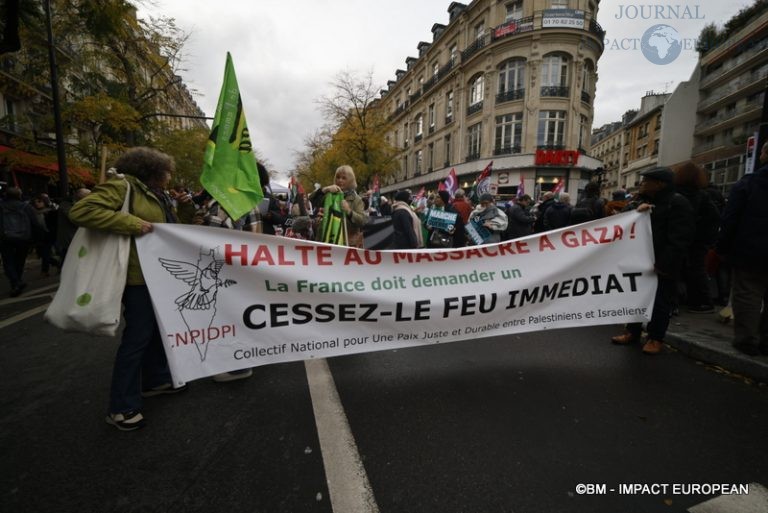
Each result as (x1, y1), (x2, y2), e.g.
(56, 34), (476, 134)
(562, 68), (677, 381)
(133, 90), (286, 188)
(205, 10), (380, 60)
(136, 211), (656, 384)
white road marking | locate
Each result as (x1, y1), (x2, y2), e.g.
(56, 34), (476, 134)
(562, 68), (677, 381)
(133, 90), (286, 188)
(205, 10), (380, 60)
(305, 358), (379, 513)
(0, 303), (51, 330)
(688, 483), (768, 513)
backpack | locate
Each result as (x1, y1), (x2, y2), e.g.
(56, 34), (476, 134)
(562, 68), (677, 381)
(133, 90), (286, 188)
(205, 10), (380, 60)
(571, 196), (604, 224)
(0, 203), (32, 242)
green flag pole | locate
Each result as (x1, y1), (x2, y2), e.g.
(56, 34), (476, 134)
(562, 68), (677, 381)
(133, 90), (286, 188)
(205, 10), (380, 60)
(201, 52), (264, 220)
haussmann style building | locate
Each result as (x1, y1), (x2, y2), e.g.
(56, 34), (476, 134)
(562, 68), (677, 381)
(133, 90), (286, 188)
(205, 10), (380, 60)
(379, 0), (605, 201)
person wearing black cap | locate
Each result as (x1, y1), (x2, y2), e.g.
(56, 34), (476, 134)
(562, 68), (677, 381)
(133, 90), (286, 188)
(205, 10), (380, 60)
(611, 166), (695, 355)
(717, 141), (768, 356)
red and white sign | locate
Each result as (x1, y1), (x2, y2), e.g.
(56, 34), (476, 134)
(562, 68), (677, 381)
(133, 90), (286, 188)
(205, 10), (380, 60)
(535, 149), (580, 166)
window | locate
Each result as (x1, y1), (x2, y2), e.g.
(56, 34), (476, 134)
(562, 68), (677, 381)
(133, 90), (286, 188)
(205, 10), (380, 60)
(505, 1), (523, 21)
(581, 61), (592, 94)
(415, 114), (424, 137)
(551, 0), (568, 8)
(403, 156), (408, 177)
(403, 122), (409, 148)
(428, 143), (434, 171)
(541, 54), (569, 88)
(449, 44), (458, 63)
(467, 122), (482, 159)
(446, 90), (454, 121)
(537, 110), (566, 147)
(444, 134), (452, 165)
(469, 75), (484, 105)
(475, 22), (485, 40)
(495, 113), (523, 153)
(415, 150), (423, 175)
(498, 59), (526, 95)
(428, 103), (436, 131)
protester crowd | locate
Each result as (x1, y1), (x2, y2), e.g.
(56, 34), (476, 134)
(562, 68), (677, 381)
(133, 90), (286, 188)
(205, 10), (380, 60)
(1, 143), (766, 431)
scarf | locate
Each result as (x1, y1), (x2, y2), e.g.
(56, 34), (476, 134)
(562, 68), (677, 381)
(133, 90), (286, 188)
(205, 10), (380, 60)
(393, 201), (424, 248)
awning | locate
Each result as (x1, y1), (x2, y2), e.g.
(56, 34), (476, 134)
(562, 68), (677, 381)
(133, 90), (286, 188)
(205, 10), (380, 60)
(0, 145), (95, 185)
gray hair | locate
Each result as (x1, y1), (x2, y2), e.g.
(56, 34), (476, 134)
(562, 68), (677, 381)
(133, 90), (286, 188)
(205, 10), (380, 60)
(114, 147), (174, 185)
(559, 192), (571, 205)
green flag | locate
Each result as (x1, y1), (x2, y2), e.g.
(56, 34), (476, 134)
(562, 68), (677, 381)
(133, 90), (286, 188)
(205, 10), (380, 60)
(201, 52), (263, 220)
(319, 192), (347, 246)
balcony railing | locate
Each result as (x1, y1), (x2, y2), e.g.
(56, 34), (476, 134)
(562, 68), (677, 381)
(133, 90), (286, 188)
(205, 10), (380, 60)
(409, 90), (422, 103)
(701, 38), (768, 88)
(491, 16), (535, 41)
(414, 133), (423, 143)
(465, 152), (481, 162)
(695, 98), (762, 133)
(494, 145), (521, 156)
(541, 86), (570, 98)
(537, 144), (565, 150)
(496, 88), (525, 104)
(589, 19), (605, 40)
(581, 90), (591, 104)
(445, 115), (454, 125)
(461, 36), (487, 62)
(699, 72), (767, 111)
(422, 75), (439, 93)
(467, 101), (483, 116)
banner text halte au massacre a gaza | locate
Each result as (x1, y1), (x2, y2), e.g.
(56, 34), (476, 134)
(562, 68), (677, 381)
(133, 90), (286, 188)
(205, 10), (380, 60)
(137, 211), (656, 383)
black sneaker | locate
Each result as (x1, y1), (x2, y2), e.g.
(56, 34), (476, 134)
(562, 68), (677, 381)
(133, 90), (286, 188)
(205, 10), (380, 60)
(141, 383), (188, 398)
(687, 305), (715, 314)
(106, 410), (145, 431)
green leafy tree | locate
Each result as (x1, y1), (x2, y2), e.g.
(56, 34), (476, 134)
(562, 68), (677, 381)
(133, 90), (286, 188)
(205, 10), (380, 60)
(306, 70), (399, 191)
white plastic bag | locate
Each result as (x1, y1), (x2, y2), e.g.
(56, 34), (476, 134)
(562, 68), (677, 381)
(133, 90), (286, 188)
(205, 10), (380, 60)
(44, 182), (132, 336)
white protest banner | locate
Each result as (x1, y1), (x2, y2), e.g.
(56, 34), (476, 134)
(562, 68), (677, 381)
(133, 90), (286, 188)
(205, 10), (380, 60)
(136, 211), (655, 384)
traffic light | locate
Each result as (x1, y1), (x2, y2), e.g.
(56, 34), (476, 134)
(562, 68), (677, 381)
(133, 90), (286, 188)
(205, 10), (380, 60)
(0, 0), (22, 54)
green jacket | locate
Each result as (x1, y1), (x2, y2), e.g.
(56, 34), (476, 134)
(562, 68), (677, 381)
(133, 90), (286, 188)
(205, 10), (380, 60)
(69, 175), (194, 285)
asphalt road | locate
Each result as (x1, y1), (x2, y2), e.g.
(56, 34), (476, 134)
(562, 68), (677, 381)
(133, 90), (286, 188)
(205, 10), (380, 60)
(1, 292), (767, 513)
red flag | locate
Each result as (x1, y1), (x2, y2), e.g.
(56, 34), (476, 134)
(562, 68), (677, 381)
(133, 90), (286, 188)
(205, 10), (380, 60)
(553, 178), (565, 197)
(443, 168), (458, 197)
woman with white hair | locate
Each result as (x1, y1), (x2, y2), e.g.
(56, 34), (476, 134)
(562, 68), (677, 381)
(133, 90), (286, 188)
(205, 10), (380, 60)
(320, 165), (368, 247)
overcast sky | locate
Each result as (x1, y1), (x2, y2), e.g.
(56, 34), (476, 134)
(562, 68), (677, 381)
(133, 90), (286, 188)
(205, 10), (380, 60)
(137, 0), (755, 180)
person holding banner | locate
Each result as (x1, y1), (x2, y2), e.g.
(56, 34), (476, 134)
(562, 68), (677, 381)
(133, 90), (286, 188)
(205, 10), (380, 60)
(319, 165), (368, 248)
(469, 193), (508, 244)
(424, 190), (462, 248)
(69, 147), (196, 431)
(611, 166), (695, 355)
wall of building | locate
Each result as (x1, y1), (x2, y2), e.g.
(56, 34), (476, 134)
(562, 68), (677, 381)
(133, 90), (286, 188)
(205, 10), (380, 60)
(379, 0), (605, 200)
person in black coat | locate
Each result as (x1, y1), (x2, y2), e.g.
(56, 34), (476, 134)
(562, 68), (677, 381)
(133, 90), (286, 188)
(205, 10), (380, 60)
(717, 141), (768, 356)
(533, 192), (555, 233)
(503, 194), (534, 240)
(673, 161), (721, 313)
(611, 167), (695, 355)
(390, 190), (420, 249)
(543, 192), (573, 230)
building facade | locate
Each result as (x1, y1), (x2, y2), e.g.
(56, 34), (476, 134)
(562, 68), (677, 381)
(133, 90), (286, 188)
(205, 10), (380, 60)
(379, 0), (604, 201)
(692, 6), (768, 190)
(0, 5), (207, 195)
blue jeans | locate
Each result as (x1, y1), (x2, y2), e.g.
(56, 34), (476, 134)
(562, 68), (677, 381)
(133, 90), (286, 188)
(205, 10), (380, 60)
(626, 276), (675, 341)
(109, 285), (172, 414)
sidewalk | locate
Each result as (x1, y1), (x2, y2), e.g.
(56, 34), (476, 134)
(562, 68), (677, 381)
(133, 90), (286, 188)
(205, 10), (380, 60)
(2, 258), (767, 382)
(666, 307), (768, 383)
